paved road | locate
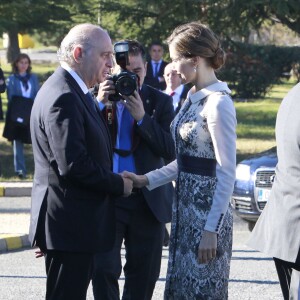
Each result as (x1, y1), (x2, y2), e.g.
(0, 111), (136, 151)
(0, 197), (282, 299)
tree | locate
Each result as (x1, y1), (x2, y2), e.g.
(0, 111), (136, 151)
(0, 0), (94, 62)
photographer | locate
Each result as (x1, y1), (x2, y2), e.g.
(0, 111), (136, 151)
(92, 40), (175, 300)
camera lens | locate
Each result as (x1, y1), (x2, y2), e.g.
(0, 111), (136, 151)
(115, 75), (137, 96)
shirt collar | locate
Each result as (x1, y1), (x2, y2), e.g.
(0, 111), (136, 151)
(151, 59), (162, 65)
(165, 84), (184, 96)
(189, 81), (231, 104)
(61, 62), (89, 94)
(174, 84), (184, 96)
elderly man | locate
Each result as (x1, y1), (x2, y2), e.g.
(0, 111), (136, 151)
(29, 23), (132, 300)
(163, 62), (190, 114)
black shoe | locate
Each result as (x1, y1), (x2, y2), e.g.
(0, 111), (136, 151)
(17, 171), (26, 179)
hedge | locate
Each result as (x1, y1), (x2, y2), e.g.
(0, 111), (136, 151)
(218, 41), (300, 99)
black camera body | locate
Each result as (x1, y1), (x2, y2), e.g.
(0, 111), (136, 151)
(108, 42), (137, 102)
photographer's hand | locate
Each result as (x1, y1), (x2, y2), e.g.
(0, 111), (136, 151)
(96, 78), (115, 104)
(122, 91), (145, 122)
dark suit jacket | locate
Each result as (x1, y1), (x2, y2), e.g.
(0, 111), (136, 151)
(248, 82), (300, 263)
(105, 84), (176, 223)
(29, 67), (124, 253)
(144, 60), (168, 91)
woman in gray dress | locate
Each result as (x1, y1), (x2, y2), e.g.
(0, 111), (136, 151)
(123, 21), (236, 299)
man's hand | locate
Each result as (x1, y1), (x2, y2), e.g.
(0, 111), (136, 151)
(122, 176), (133, 197)
(121, 171), (149, 188)
(35, 248), (45, 258)
(96, 78), (115, 104)
(122, 91), (145, 122)
(197, 230), (217, 264)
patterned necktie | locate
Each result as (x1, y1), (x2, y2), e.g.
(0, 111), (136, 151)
(170, 91), (175, 97)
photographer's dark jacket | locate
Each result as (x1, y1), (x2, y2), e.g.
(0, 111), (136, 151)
(102, 84), (176, 223)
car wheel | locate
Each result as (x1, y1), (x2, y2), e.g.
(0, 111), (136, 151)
(248, 221), (256, 232)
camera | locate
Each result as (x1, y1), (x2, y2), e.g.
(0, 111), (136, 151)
(108, 42), (137, 102)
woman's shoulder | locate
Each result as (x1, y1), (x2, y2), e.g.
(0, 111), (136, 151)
(207, 90), (233, 107)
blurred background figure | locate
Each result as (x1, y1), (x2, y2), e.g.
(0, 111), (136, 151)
(144, 41), (168, 91)
(163, 62), (190, 114)
(0, 65), (6, 120)
(3, 53), (39, 178)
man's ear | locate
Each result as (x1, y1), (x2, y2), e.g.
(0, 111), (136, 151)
(144, 61), (148, 70)
(73, 46), (83, 63)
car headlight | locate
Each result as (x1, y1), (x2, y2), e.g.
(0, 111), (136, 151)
(236, 164), (251, 181)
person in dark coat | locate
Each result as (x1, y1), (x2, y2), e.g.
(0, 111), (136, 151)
(92, 39), (175, 300)
(29, 23), (133, 300)
(144, 41), (168, 91)
(0, 66), (6, 120)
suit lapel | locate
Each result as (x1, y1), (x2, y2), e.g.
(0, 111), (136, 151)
(140, 85), (154, 116)
(63, 69), (113, 156)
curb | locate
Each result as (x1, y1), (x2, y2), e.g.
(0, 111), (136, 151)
(0, 234), (30, 253)
(0, 182), (32, 197)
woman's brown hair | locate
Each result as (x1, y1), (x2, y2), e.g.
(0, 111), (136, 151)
(167, 22), (225, 70)
(12, 53), (32, 74)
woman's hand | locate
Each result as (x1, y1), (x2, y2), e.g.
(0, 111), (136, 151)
(121, 171), (149, 188)
(197, 230), (217, 264)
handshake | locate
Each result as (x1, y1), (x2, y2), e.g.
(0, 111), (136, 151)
(120, 171), (149, 197)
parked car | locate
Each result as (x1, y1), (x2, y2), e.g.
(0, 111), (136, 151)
(231, 147), (278, 231)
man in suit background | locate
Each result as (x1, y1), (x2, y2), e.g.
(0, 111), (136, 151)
(163, 62), (190, 114)
(247, 82), (300, 299)
(29, 23), (133, 300)
(92, 39), (175, 300)
(144, 41), (168, 91)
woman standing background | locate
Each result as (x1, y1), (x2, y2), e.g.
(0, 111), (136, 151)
(123, 21), (237, 299)
(0, 65), (6, 120)
(4, 53), (39, 178)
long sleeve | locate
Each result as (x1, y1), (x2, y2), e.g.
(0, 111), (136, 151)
(146, 159), (178, 190)
(204, 95), (237, 233)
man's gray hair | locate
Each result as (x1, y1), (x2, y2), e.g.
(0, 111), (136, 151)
(57, 23), (102, 66)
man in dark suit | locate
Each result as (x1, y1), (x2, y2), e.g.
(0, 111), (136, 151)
(29, 24), (133, 300)
(248, 82), (300, 299)
(92, 40), (175, 300)
(144, 41), (168, 91)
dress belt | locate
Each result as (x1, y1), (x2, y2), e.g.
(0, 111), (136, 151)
(177, 154), (216, 177)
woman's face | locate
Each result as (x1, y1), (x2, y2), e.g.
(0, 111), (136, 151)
(169, 43), (195, 84)
(16, 58), (30, 74)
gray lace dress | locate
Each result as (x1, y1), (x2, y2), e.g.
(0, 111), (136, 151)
(146, 82), (237, 300)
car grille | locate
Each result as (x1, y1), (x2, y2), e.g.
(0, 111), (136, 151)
(254, 168), (275, 212)
(257, 201), (267, 210)
(255, 170), (275, 188)
(232, 197), (252, 211)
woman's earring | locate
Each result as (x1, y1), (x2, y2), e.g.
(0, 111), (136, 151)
(193, 67), (197, 72)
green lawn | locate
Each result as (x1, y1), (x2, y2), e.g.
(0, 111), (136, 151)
(0, 59), (297, 180)
(235, 79), (296, 162)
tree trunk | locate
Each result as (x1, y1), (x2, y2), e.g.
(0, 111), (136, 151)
(7, 28), (20, 63)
